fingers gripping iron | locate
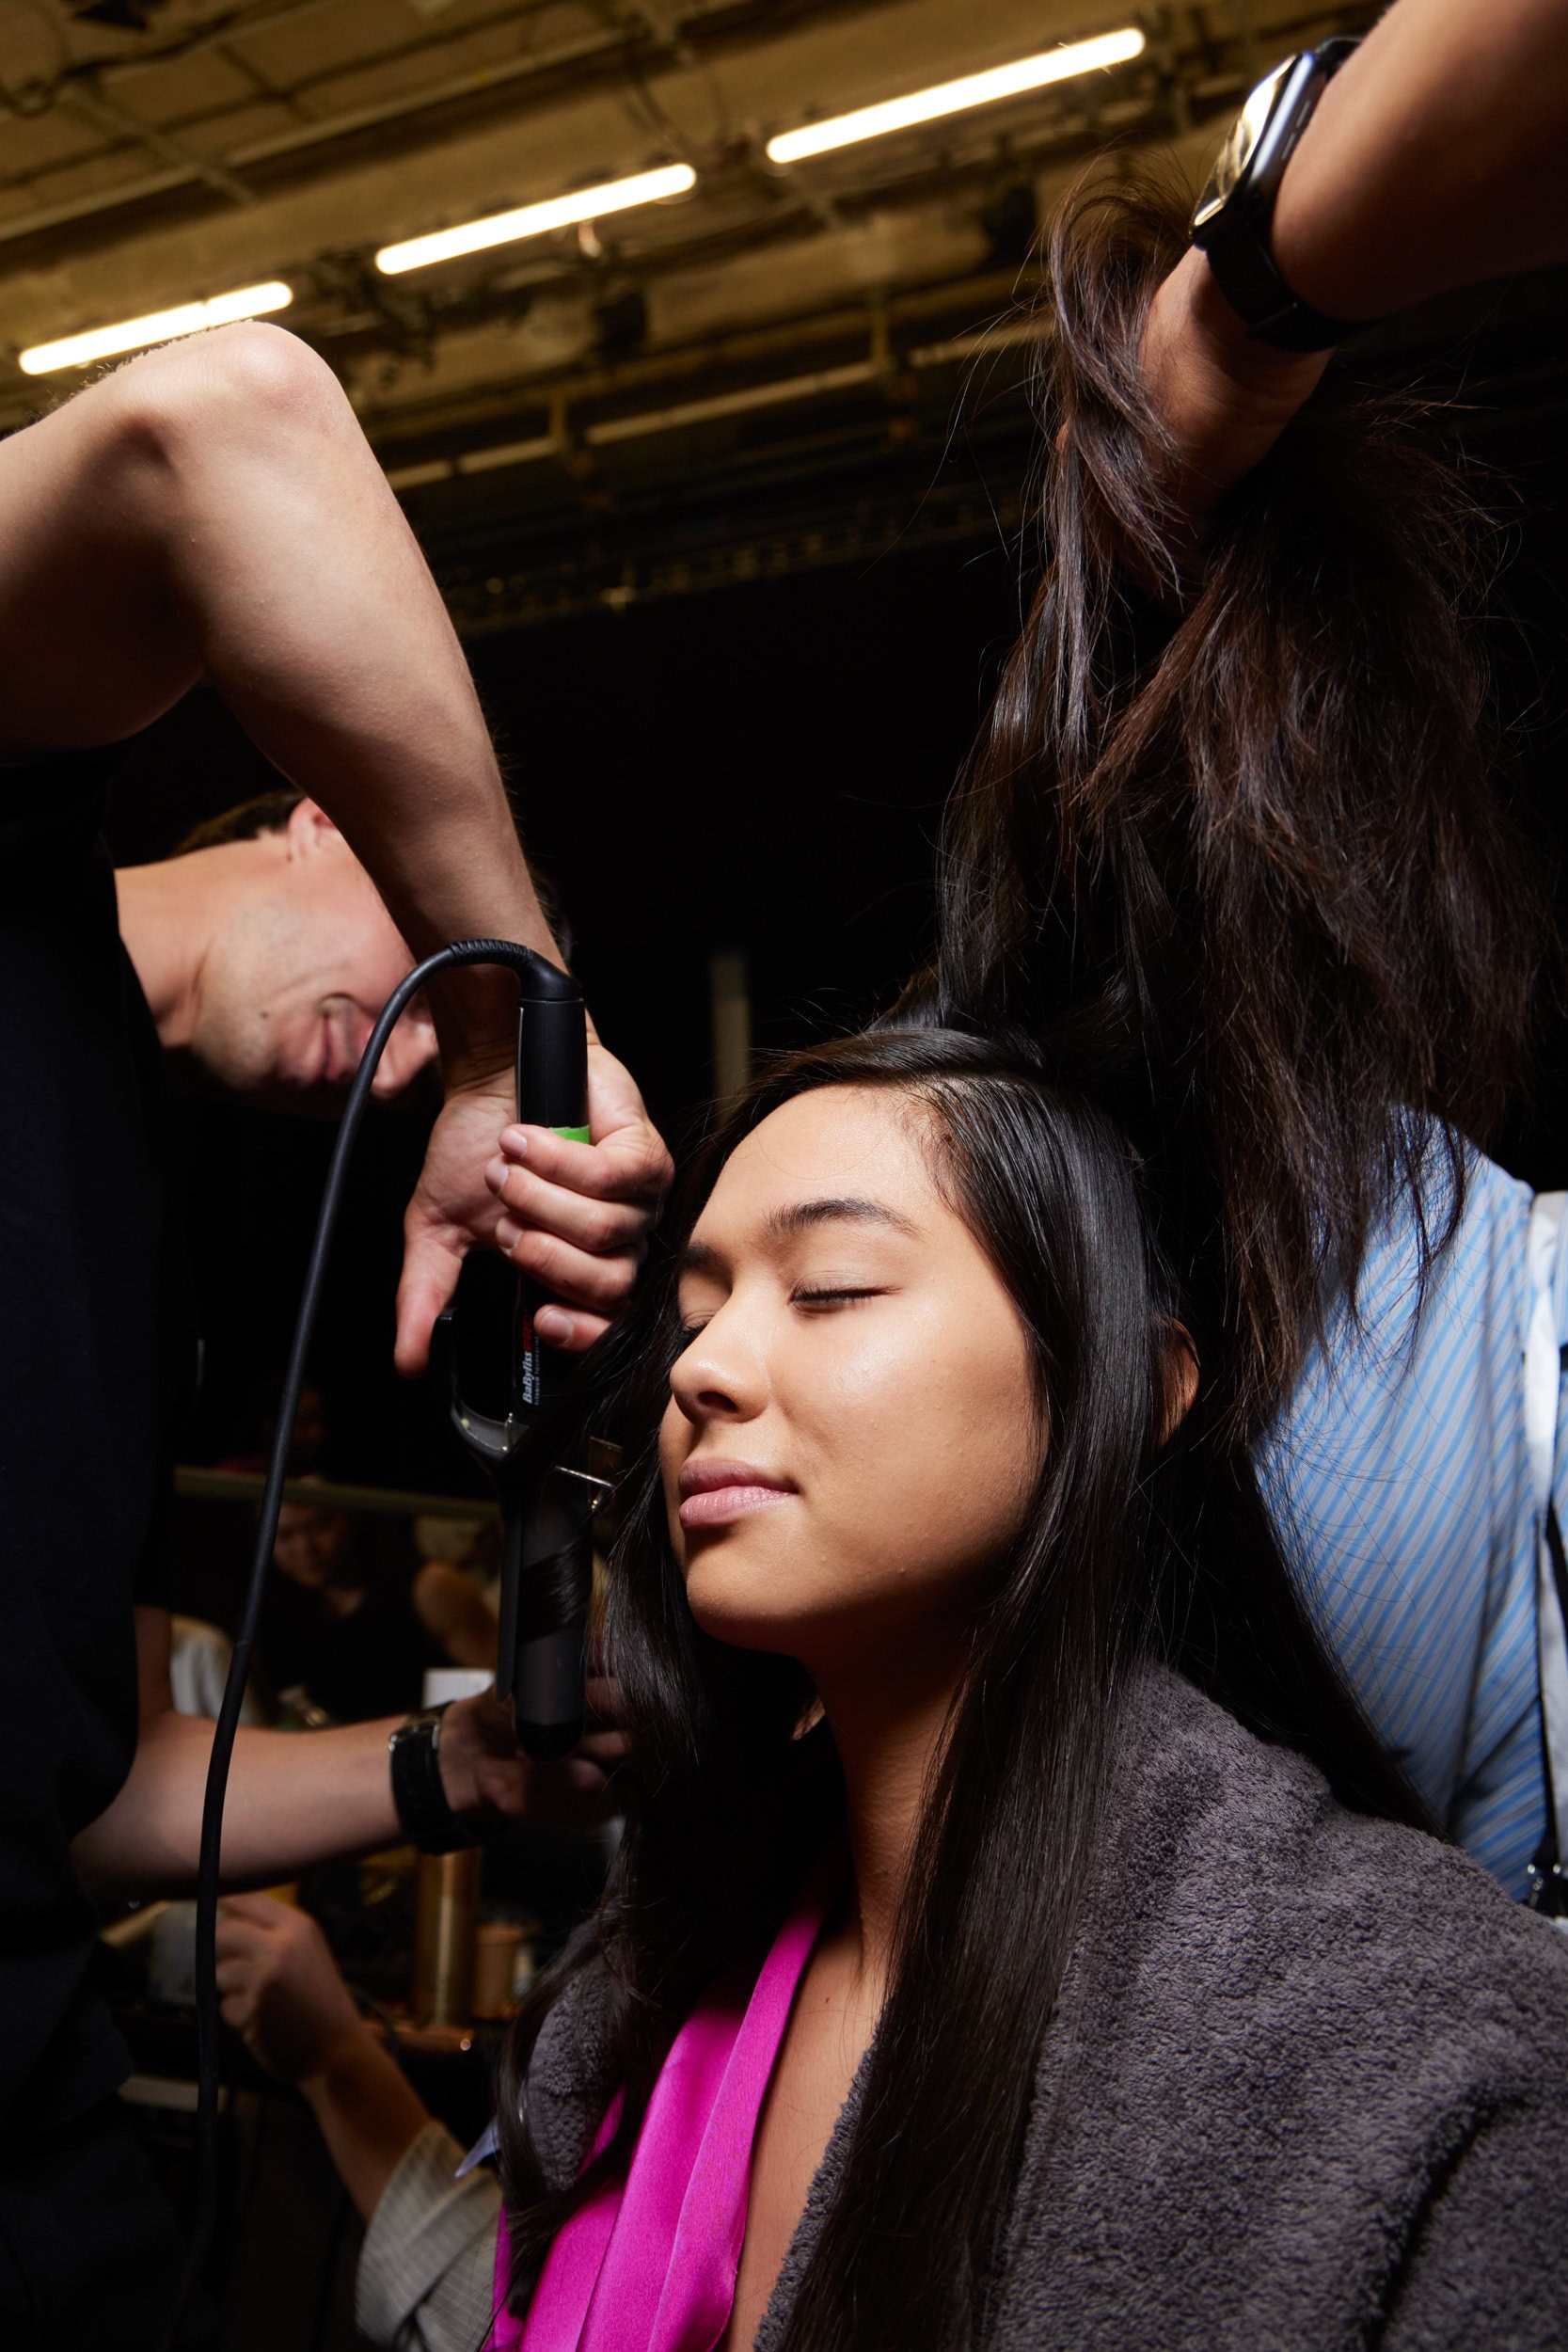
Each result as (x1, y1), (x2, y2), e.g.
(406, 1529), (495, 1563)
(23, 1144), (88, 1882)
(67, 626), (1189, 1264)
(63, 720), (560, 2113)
(432, 955), (600, 1759)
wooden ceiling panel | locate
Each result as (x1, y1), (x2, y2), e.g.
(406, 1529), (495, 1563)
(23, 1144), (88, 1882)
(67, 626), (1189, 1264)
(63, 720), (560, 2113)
(9, 143), (150, 217)
(178, 95), (305, 150)
(0, 108), (108, 182)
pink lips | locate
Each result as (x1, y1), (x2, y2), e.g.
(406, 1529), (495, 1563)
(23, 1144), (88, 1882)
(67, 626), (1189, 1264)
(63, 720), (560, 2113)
(677, 1456), (797, 1531)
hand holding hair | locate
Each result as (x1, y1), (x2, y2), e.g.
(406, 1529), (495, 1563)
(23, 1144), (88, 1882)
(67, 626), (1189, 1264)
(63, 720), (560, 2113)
(1142, 0), (1568, 520)
(1138, 251), (1330, 527)
(434, 1677), (626, 1825)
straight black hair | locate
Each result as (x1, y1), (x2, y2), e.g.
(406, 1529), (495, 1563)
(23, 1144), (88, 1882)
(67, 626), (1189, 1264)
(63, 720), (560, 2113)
(495, 1027), (1425, 2351)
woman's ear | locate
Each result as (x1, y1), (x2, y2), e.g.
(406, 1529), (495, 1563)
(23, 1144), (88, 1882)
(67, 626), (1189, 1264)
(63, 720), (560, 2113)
(1158, 1321), (1199, 1444)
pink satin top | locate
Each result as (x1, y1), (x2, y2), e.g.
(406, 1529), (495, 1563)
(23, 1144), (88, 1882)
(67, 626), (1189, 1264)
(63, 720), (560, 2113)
(487, 1880), (832, 2352)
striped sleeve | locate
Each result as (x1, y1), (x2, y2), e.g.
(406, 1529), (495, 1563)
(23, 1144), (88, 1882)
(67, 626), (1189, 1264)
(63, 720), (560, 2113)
(356, 2119), (502, 2352)
(1257, 1145), (1546, 1894)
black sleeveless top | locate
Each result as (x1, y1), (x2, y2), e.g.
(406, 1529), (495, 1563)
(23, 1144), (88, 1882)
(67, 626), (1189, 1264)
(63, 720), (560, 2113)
(0, 748), (191, 2129)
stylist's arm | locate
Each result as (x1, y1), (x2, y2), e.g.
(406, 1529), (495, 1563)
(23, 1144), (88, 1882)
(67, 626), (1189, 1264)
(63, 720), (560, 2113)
(0, 322), (671, 1361)
(71, 1613), (626, 1895)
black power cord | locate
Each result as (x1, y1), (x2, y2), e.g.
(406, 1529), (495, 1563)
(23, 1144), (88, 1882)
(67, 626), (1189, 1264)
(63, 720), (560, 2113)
(161, 938), (564, 2350)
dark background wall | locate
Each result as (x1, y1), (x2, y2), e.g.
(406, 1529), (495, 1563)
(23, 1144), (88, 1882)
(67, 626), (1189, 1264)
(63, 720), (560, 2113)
(100, 275), (1568, 1504)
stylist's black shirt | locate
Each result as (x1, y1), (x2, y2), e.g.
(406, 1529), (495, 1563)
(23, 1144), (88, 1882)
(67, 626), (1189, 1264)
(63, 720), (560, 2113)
(0, 751), (185, 2129)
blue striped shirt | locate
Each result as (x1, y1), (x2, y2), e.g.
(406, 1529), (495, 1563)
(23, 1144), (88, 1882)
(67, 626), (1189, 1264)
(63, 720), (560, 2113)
(1258, 1148), (1552, 1894)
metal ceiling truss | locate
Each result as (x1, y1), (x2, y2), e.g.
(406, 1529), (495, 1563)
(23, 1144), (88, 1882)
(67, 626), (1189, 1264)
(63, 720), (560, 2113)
(0, 0), (1377, 602)
(0, 0), (946, 246)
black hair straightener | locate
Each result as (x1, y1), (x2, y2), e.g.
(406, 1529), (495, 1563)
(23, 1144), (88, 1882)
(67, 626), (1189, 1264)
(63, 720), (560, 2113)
(431, 952), (604, 1759)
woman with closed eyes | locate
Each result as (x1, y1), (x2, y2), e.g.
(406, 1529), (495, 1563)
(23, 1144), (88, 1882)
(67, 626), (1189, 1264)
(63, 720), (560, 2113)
(222, 1027), (1568, 2352)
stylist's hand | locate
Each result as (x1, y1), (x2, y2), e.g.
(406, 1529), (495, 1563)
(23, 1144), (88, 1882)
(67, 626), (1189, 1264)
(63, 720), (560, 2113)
(1139, 246), (1333, 526)
(436, 1677), (626, 1831)
(394, 1027), (672, 1375)
(215, 1894), (367, 2086)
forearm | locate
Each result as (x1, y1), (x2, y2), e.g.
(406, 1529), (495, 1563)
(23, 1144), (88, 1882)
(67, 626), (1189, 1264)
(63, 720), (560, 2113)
(72, 1709), (404, 1895)
(1275, 0), (1568, 321)
(71, 1673), (543, 1896)
(301, 2028), (434, 2225)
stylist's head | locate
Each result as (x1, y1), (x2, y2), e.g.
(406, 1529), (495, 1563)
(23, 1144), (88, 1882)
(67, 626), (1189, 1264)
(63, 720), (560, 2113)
(118, 789), (435, 1109)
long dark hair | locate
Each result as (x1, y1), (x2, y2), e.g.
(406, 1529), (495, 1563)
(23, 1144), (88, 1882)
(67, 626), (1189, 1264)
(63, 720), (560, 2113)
(927, 173), (1544, 1442)
(496, 1027), (1424, 2351)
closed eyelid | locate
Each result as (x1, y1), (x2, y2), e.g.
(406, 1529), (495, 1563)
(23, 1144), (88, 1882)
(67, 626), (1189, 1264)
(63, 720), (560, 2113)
(675, 1200), (919, 1320)
(674, 1250), (732, 1319)
(791, 1265), (895, 1291)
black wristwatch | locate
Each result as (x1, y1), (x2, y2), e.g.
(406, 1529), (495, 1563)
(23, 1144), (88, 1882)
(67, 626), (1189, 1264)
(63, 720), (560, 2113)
(388, 1706), (491, 1854)
(1190, 39), (1367, 352)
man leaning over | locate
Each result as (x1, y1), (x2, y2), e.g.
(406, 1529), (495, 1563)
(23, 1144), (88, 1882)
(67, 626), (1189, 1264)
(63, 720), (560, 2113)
(0, 320), (669, 2352)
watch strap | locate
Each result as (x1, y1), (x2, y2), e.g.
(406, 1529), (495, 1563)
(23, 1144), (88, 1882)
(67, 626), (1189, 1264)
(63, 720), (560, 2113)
(389, 1706), (487, 1854)
(1191, 38), (1371, 354)
(1199, 236), (1361, 355)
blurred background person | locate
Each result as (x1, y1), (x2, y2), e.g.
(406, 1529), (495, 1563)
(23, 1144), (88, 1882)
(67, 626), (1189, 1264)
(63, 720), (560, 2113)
(214, 1893), (499, 2352)
(260, 1494), (498, 1724)
(414, 1516), (505, 1628)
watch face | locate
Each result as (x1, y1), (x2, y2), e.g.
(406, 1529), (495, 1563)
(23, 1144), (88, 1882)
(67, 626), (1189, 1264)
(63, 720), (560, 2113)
(1192, 56), (1292, 228)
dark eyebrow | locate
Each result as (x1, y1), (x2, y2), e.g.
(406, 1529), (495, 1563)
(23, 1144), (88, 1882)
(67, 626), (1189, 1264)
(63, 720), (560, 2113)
(765, 1196), (919, 1242)
(677, 1196), (917, 1275)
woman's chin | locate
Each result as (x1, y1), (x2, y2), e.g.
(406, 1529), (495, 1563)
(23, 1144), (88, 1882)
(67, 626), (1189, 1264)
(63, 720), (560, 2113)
(684, 1559), (812, 1654)
(686, 1592), (799, 1653)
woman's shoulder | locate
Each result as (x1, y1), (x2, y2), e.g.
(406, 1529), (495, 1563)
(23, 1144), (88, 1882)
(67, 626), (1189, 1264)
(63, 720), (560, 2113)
(1102, 1663), (1568, 2064)
(995, 1670), (1568, 2347)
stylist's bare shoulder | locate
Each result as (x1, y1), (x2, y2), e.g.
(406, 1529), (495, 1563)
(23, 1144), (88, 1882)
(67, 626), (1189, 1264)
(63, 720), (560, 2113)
(0, 325), (332, 758)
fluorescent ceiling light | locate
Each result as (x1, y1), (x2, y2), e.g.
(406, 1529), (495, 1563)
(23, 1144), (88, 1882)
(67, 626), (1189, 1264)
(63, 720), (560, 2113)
(19, 281), (293, 375)
(765, 27), (1146, 163)
(376, 163), (697, 275)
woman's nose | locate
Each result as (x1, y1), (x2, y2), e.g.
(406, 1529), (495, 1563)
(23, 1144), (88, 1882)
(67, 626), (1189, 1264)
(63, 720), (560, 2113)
(669, 1304), (767, 1425)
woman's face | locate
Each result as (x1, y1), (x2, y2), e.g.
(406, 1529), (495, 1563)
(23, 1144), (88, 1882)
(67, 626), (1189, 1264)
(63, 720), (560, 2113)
(661, 1087), (1039, 1677)
(272, 1502), (352, 1589)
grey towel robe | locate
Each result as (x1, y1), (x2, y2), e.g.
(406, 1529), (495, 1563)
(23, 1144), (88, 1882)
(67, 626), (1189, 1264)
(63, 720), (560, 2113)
(520, 1664), (1568, 2348)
